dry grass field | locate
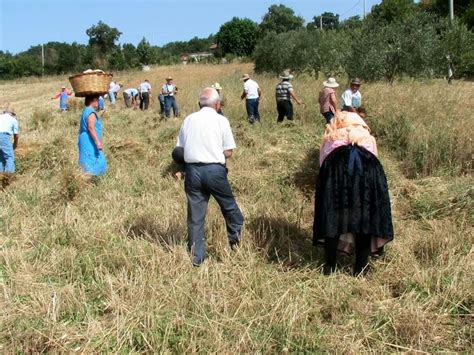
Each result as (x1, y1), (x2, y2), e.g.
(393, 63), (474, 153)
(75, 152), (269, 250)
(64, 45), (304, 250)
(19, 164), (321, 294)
(0, 63), (473, 352)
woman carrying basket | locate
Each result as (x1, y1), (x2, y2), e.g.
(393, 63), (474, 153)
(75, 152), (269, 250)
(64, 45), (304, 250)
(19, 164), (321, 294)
(78, 95), (107, 176)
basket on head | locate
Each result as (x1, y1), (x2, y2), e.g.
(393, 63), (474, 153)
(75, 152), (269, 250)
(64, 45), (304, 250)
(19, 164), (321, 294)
(69, 71), (113, 97)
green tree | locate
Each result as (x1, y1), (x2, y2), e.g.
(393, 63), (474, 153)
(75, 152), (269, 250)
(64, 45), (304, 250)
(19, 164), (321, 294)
(86, 21), (122, 55)
(259, 4), (304, 35)
(307, 12), (340, 30)
(340, 15), (363, 30)
(137, 37), (153, 65)
(122, 43), (139, 68)
(368, 0), (417, 23)
(216, 17), (258, 56)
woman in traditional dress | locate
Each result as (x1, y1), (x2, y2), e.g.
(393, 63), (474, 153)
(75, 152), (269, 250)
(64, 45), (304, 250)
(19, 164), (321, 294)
(313, 111), (393, 275)
(78, 95), (107, 176)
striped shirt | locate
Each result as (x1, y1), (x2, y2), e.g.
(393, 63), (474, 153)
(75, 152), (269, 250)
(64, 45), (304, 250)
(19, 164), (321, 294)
(275, 81), (293, 101)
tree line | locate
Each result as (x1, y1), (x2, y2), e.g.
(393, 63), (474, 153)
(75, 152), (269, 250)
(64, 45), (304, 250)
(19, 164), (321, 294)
(0, 0), (473, 81)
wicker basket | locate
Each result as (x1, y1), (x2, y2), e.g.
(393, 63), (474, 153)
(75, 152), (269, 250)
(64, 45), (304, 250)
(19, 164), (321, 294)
(69, 72), (113, 97)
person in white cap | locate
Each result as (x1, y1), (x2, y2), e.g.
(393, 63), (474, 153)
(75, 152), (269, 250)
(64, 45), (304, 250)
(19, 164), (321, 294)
(51, 86), (72, 112)
(240, 74), (261, 124)
(341, 78), (362, 114)
(319, 77), (339, 124)
(211, 82), (225, 115)
(162, 76), (179, 119)
(275, 70), (302, 123)
(0, 105), (20, 173)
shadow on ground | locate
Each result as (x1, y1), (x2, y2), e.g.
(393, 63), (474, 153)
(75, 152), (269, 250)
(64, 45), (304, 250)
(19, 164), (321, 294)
(247, 216), (324, 269)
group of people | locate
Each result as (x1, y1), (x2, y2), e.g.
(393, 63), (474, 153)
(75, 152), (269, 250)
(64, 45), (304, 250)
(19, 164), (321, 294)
(3, 71), (393, 276)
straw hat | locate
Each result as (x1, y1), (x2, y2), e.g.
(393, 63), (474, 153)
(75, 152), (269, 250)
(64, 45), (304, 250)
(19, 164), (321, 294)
(279, 70), (294, 80)
(241, 74), (250, 81)
(323, 77), (339, 88)
(166, 76), (173, 80)
(351, 78), (361, 86)
(212, 82), (222, 90)
(2, 103), (16, 116)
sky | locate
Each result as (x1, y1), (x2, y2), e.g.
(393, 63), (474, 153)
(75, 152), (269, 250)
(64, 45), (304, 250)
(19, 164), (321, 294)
(0, 0), (383, 54)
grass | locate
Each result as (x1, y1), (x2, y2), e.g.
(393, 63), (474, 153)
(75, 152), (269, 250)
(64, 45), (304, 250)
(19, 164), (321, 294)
(0, 63), (472, 352)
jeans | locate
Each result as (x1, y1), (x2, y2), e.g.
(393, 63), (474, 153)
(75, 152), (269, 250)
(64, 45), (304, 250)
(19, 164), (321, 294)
(246, 98), (260, 123)
(277, 100), (293, 122)
(164, 95), (179, 118)
(0, 133), (15, 173)
(158, 94), (165, 114)
(322, 111), (335, 124)
(108, 90), (116, 104)
(140, 92), (150, 110)
(185, 163), (244, 265)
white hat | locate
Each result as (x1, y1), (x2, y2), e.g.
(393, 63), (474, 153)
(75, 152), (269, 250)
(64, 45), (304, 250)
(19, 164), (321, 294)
(279, 70), (294, 80)
(212, 82), (222, 90)
(323, 77), (339, 88)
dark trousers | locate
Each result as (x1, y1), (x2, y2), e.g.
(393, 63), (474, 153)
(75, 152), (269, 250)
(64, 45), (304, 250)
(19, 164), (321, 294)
(324, 234), (371, 274)
(276, 100), (293, 122)
(322, 111), (335, 124)
(123, 92), (132, 108)
(185, 163), (244, 265)
(245, 98), (260, 123)
(140, 92), (150, 110)
(164, 95), (179, 118)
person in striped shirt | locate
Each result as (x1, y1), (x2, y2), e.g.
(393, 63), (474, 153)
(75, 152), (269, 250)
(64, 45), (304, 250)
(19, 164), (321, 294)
(275, 71), (302, 123)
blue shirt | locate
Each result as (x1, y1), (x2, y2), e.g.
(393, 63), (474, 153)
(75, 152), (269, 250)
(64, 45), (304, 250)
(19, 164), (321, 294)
(124, 88), (139, 96)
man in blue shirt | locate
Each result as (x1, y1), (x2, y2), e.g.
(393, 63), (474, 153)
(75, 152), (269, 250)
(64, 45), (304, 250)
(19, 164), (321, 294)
(123, 88), (139, 108)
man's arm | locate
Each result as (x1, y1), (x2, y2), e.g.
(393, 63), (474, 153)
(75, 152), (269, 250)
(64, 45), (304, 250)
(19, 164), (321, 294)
(290, 91), (302, 105)
(13, 134), (19, 150)
(257, 87), (262, 98)
(240, 90), (247, 100)
(224, 149), (233, 158)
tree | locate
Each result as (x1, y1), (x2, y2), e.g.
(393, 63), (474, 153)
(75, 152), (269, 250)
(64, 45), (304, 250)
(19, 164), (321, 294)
(86, 21), (122, 55)
(122, 43), (139, 68)
(307, 12), (340, 30)
(340, 15), (363, 30)
(216, 17), (258, 56)
(137, 37), (153, 65)
(259, 4), (304, 35)
(368, 0), (417, 24)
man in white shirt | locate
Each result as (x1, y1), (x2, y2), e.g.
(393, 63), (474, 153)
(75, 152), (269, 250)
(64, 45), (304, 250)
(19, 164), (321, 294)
(162, 76), (179, 119)
(176, 87), (244, 266)
(123, 87), (139, 108)
(240, 74), (262, 124)
(0, 107), (20, 173)
(341, 78), (362, 113)
(139, 79), (152, 110)
(108, 82), (122, 105)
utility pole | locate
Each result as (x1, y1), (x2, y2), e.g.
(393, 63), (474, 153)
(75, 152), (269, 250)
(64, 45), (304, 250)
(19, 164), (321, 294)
(41, 44), (45, 76)
(449, 0), (454, 22)
(320, 15), (323, 30)
(363, 0), (366, 19)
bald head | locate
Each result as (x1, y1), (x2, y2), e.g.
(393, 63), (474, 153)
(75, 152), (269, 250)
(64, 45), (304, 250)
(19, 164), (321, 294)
(199, 87), (220, 109)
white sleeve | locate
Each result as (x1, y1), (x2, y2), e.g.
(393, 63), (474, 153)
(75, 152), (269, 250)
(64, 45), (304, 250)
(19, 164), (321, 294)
(222, 119), (236, 150)
(176, 123), (185, 147)
(341, 90), (352, 107)
(12, 118), (19, 134)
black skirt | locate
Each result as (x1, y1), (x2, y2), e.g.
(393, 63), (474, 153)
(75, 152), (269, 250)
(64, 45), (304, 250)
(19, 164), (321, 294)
(313, 144), (394, 247)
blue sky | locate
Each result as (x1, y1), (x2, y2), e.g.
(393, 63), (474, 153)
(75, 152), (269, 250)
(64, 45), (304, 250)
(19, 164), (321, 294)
(0, 0), (383, 54)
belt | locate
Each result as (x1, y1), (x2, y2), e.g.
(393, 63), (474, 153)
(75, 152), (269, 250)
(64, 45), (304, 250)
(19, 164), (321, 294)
(0, 132), (11, 135)
(187, 162), (225, 167)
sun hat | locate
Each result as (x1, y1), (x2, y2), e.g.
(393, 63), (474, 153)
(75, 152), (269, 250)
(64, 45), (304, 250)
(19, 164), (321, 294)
(241, 74), (250, 81)
(351, 78), (362, 85)
(166, 76), (173, 80)
(323, 77), (339, 88)
(279, 70), (294, 80)
(61, 85), (66, 89)
(2, 103), (16, 116)
(212, 82), (222, 90)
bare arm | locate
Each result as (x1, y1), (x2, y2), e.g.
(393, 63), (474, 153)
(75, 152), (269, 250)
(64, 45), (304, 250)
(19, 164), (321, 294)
(224, 149), (233, 158)
(290, 91), (302, 105)
(257, 87), (262, 97)
(13, 134), (19, 150)
(240, 90), (246, 100)
(87, 113), (102, 150)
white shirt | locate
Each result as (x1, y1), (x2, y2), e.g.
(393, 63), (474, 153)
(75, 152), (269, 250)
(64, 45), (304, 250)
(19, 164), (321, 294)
(110, 84), (121, 93)
(139, 82), (152, 93)
(341, 89), (362, 108)
(124, 88), (138, 96)
(162, 83), (176, 96)
(109, 81), (116, 90)
(244, 79), (260, 99)
(176, 107), (236, 164)
(0, 112), (19, 135)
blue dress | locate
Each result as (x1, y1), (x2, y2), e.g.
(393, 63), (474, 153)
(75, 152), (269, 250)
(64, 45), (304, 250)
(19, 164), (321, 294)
(59, 92), (69, 110)
(78, 107), (107, 176)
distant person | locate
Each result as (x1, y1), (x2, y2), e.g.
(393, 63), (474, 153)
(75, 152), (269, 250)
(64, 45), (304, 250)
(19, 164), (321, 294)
(319, 77), (339, 124)
(78, 95), (107, 176)
(108, 81), (122, 105)
(314, 111), (393, 276)
(98, 96), (105, 112)
(241, 74), (261, 124)
(0, 106), (20, 173)
(162, 76), (179, 118)
(51, 86), (73, 112)
(123, 87), (139, 108)
(139, 79), (152, 110)
(341, 78), (362, 114)
(176, 87), (244, 266)
(275, 71), (302, 123)
(212, 82), (225, 115)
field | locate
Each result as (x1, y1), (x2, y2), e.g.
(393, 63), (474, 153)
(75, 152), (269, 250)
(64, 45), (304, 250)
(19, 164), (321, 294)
(0, 63), (472, 352)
